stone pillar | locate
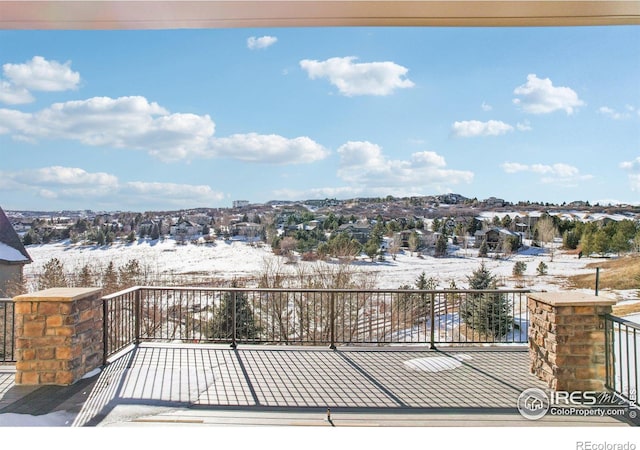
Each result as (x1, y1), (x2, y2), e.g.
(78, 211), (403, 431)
(528, 292), (616, 392)
(13, 287), (103, 386)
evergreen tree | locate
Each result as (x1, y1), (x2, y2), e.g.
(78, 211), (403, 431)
(611, 230), (630, 255)
(512, 261), (527, 277)
(364, 239), (379, 262)
(536, 261), (548, 276)
(119, 259), (142, 288)
(478, 239), (488, 258)
(415, 272), (437, 290)
(38, 258), (68, 290)
(593, 229), (610, 256)
(501, 214), (512, 229)
(581, 230), (594, 256)
(78, 264), (95, 287)
(96, 229), (106, 246)
(210, 283), (260, 341)
(126, 230), (136, 243)
(431, 218), (441, 233)
(462, 263), (512, 339)
(150, 223), (160, 240)
(435, 234), (448, 257)
(102, 261), (119, 294)
(562, 230), (580, 250)
(22, 231), (34, 246)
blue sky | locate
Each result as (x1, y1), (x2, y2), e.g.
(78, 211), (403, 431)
(0, 26), (638, 211)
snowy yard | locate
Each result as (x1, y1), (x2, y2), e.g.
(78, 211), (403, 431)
(23, 237), (612, 294)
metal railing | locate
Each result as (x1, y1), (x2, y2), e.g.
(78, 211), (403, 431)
(103, 286), (530, 360)
(0, 298), (15, 363)
(605, 314), (639, 408)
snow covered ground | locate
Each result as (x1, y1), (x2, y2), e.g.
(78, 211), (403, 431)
(21, 236), (633, 300)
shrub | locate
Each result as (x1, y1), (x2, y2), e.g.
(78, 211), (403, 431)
(512, 261), (527, 277)
(536, 261), (548, 276)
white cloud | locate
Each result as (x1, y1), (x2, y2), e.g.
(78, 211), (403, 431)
(0, 95), (328, 164)
(500, 161), (593, 186)
(481, 102), (492, 112)
(501, 162), (529, 174)
(0, 166), (224, 207)
(0, 96), (214, 161)
(620, 157), (640, 191)
(336, 141), (473, 194)
(627, 175), (640, 191)
(0, 166), (120, 200)
(247, 36), (278, 50)
(122, 181), (225, 205)
(513, 74), (584, 115)
(25, 166), (119, 187)
(620, 157), (640, 172)
(209, 133), (329, 164)
(273, 186), (364, 200)
(0, 56), (81, 104)
(599, 105), (635, 120)
(3, 56), (80, 91)
(451, 120), (514, 137)
(516, 120), (533, 131)
(299, 56), (414, 96)
(0, 80), (34, 104)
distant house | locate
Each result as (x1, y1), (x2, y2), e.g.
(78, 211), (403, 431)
(170, 219), (201, 240)
(336, 222), (372, 244)
(393, 229), (434, 250)
(474, 227), (522, 251)
(231, 222), (262, 240)
(138, 219), (157, 237)
(0, 207), (32, 296)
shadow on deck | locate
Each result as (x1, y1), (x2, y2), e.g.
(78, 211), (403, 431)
(0, 344), (634, 427)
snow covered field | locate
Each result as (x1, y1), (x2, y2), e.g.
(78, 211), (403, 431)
(22, 237), (626, 298)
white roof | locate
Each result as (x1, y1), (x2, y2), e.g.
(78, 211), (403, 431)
(0, 241), (30, 263)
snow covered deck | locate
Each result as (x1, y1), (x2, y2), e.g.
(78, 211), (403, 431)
(0, 344), (632, 426)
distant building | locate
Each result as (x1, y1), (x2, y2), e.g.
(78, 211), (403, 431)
(474, 227), (522, 251)
(233, 200), (250, 209)
(170, 219), (201, 240)
(336, 221), (372, 244)
(483, 197), (507, 207)
(0, 206), (32, 296)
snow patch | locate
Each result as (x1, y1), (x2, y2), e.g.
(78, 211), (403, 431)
(82, 367), (101, 379)
(0, 411), (75, 426)
(404, 354), (472, 372)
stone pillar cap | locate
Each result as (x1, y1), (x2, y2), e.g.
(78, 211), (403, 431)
(527, 291), (616, 307)
(14, 287), (102, 302)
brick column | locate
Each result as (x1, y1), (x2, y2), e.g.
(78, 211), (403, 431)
(13, 287), (103, 386)
(528, 292), (616, 392)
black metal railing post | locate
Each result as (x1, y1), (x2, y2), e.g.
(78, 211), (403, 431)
(231, 290), (237, 349)
(329, 292), (336, 350)
(102, 298), (108, 365)
(1, 298), (17, 363)
(605, 314), (612, 390)
(429, 292), (436, 349)
(134, 288), (141, 345)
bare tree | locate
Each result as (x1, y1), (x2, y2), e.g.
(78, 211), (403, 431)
(536, 216), (559, 261)
(388, 237), (401, 261)
(408, 231), (420, 256)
